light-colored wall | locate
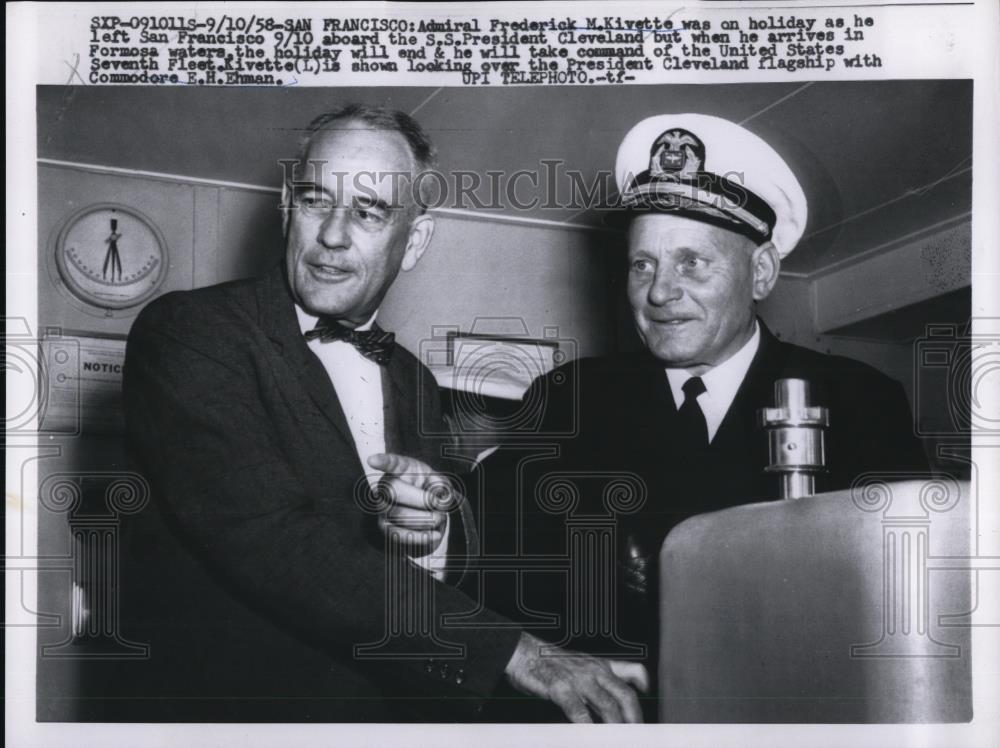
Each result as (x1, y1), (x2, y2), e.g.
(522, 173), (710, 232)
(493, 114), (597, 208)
(812, 221), (971, 333)
(382, 214), (620, 358)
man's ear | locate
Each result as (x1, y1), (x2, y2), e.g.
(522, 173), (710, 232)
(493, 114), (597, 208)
(280, 183), (292, 237)
(750, 242), (781, 301)
(400, 213), (435, 272)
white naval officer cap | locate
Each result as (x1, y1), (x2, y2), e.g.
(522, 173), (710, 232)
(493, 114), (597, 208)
(612, 113), (808, 257)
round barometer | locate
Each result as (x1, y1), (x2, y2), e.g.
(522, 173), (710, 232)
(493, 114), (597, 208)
(54, 203), (168, 310)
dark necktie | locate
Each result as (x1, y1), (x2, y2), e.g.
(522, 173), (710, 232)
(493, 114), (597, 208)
(304, 318), (396, 366)
(678, 376), (709, 447)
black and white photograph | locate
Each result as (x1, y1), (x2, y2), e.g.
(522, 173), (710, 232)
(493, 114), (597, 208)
(6, 2), (1000, 747)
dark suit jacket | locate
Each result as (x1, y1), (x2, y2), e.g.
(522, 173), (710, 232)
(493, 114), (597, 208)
(478, 320), (929, 711)
(107, 266), (521, 722)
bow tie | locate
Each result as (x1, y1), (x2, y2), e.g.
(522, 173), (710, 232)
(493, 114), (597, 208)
(304, 318), (396, 365)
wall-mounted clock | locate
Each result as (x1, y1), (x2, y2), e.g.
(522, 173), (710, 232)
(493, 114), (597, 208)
(54, 203), (168, 311)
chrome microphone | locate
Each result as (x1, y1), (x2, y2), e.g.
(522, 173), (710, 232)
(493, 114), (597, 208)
(758, 378), (830, 499)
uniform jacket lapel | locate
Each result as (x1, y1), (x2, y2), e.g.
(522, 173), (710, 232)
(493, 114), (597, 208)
(714, 320), (790, 445)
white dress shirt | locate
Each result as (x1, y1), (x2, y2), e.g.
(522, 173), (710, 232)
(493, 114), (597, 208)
(296, 305), (448, 579)
(665, 321), (761, 443)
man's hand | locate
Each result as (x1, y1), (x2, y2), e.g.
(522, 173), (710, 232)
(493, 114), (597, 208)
(366, 453), (458, 557)
(504, 632), (649, 723)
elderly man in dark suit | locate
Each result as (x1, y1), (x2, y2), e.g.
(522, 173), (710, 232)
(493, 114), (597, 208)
(113, 104), (647, 723)
(473, 113), (930, 720)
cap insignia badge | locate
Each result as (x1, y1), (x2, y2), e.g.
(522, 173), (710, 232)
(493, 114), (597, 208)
(649, 128), (705, 180)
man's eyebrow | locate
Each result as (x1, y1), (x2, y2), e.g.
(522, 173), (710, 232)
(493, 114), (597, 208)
(675, 244), (714, 254)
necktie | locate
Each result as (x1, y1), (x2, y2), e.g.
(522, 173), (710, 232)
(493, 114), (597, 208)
(304, 318), (396, 366)
(678, 376), (709, 446)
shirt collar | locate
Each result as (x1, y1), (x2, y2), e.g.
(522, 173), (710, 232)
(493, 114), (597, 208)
(295, 305), (378, 335)
(665, 319), (761, 418)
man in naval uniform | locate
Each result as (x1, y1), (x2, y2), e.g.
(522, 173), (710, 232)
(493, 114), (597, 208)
(477, 113), (929, 720)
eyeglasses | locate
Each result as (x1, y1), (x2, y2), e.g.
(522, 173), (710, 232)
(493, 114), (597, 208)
(288, 187), (407, 228)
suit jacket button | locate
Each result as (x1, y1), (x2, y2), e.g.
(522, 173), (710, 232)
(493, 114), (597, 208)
(454, 668), (466, 685)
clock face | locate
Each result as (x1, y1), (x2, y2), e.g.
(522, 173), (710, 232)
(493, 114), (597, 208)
(55, 204), (168, 310)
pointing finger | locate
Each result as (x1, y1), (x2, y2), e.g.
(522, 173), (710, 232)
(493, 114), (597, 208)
(368, 452), (422, 477)
(369, 453), (447, 493)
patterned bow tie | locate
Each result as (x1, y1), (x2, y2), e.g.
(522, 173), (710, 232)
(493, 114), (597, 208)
(304, 318), (395, 365)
